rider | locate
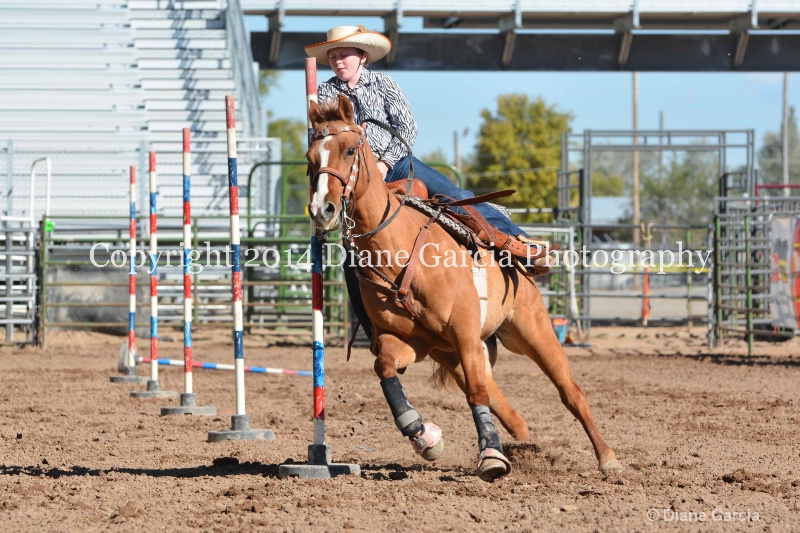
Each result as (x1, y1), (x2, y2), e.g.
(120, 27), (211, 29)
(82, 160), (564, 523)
(305, 25), (552, 338)
(305, 25), (543, 247)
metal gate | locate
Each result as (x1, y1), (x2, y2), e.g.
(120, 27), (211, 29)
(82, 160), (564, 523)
(0, 216), (38, 344)
(711, 195), (800, 354)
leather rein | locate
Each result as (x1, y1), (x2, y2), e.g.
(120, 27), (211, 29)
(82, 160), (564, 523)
(309, 119), (425, 319)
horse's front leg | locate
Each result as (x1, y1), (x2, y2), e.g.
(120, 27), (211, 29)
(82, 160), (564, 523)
(373, 333), (444, 461)
(457, 338), (512, 482)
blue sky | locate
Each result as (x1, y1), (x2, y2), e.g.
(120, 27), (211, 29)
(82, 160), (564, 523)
(248, 17), (797, 168)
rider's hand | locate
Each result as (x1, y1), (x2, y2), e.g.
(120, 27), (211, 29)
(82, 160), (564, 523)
(377, 161), (390, 180)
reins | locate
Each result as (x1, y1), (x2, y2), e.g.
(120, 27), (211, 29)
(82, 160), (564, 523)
(309, 117), (426, 319)
(347, 119), (415, 240)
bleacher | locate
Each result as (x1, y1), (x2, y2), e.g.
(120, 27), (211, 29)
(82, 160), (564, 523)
(0, 0), (274, 221)
(0, 0), (283, 342)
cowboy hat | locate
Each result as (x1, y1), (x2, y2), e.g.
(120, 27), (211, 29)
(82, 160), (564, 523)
(305, 25), (391, 65)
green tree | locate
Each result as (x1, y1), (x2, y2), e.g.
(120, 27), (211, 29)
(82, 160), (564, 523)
(259, 71), (281, 99)
(468, 94), (572, 222)
(419, 148), (448, 165)
(640, 150), (718, 227)
(268, 118), (309, 215)
(259, 70), (310, 214)
(757, 105), (800, 187)
(591, 169), (626, 196)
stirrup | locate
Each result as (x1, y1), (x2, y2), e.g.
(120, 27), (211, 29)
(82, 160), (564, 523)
(514, 235), (556, 275)
(529, 254), (555, 275)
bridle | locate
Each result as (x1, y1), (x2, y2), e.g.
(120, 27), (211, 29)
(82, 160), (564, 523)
(309, 119), (415, 241)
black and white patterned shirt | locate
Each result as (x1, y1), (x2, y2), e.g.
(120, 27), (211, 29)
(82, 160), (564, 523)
(317, 68), (417, 168)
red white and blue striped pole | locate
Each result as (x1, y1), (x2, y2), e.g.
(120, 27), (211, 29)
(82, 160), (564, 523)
(149, 152), (159, 383)
(228, 96), (246, 417)
(160, 130), (214, 414)
(111, 165), (147, 383)
(207, 96), (273, 441)
(306, 63), (327, 449)
(279, 58), (359, 477)
(129, 165), (137, 371)
(138, 356), (312, 377)
(129, 165), (137, 370)
(182, 130), (194, 395)
(132, 154), (177, 398)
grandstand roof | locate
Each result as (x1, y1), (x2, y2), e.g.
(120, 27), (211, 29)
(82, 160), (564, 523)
(242, 0), (800, 71)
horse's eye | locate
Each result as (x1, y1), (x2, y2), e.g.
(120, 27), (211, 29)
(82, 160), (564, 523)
(346, 147), (356, 157)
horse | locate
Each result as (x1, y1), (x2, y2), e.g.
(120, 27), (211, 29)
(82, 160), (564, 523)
(307, 94), (623, 482)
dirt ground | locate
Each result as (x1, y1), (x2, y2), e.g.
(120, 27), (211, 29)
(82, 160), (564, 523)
(1, 325), (798, 532)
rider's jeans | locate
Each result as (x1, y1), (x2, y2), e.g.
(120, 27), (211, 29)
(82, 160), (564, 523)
(385, 155), (527, 238)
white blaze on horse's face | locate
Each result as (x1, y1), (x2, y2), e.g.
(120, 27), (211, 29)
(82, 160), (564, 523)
(309, 135), (341, 231)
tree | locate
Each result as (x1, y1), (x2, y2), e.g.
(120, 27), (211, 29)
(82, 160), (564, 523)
(259, 70), (310, 214)
(259, 71), (281, 101)
(419, 148), (448, 165)
(268, 118), (309, 215)
(468, 94), (572, 222)
(639, 150), (718, 227)
(757, 105), (800, 187)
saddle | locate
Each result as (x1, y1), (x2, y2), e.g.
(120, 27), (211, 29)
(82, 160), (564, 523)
(387, 179), (556, 276)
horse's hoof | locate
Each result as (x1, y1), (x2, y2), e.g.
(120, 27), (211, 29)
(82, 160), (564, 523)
(411, 423), (444, 461)
(476, 448), (511, 482)
(600, 458), (625, 473)
(421, 436), (444, 461)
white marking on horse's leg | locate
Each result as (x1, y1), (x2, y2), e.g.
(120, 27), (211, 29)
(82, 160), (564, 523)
(472, 254), (488, 329)
(310, 136), (332, 215)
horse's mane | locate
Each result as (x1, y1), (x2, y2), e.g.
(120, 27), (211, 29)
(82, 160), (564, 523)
(317, 98), (347, 123)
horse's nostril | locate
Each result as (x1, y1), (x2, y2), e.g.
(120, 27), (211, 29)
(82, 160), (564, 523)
(324, 203), (336, 215)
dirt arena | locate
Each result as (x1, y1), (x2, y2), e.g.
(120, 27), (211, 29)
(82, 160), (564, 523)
(1, 325), (798, 532)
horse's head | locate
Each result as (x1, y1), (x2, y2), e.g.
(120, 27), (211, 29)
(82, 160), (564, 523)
(307, 94), (367, 231)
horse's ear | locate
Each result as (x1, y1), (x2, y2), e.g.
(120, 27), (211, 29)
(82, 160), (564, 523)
(308, 100), (324, 130)
(337, 94), (355, 124)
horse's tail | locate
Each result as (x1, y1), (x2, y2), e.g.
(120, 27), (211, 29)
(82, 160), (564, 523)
(430, 335), (499, 392)
(431, 362), (459, 392)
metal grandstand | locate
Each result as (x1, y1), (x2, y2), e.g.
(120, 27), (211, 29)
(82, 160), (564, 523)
(0, 0), (281, 343)
(1, 0), (277, 221)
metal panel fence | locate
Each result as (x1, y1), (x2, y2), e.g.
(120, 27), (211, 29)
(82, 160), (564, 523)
(39, 213), (348, 347)
(711, 195), (800, 355)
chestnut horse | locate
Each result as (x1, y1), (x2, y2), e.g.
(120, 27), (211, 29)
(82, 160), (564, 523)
(307, 95), (622, 482)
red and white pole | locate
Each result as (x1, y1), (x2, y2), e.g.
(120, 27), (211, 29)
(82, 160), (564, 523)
(132, 154), (178, 397)
(128, 165), (137, 369)
(305, 59), (327, 448)
(149, 152), (159, 383)
(112, 165), (147, 383)
(279, 58), (359, 476)
(182, 129), (194, 395)
(207, 96), (273, 440)
(159, 131), (212, 411)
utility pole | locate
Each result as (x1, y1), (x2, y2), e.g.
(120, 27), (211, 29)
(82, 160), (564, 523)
(633, 72), (640, 247)
(782, 72), (789, 197)
(659, 110), (666, 248)
(454, 130), (461, 171)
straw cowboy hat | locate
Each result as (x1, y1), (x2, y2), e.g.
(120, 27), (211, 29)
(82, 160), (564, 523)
(305, 25), (391, 65)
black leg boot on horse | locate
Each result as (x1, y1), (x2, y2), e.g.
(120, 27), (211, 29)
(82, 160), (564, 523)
(472, 405), (512, 482)
(374, 336), (444, 460)
(380, 376), (443, 460)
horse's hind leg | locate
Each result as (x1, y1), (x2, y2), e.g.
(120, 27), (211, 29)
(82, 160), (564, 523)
(500, 311), (622, 473)
(430, 342), (530, 441)
(373, 333), (444, 461)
